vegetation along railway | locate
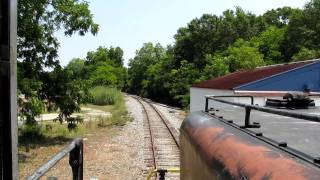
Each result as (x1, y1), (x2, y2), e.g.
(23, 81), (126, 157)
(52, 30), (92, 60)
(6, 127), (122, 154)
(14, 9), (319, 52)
(132, 95), (180, 179)
(5, 0), (320, 179)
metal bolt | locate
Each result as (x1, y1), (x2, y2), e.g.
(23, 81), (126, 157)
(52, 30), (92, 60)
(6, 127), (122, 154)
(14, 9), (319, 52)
(313, 157), (320, 164)
(278, 142), (287, 147)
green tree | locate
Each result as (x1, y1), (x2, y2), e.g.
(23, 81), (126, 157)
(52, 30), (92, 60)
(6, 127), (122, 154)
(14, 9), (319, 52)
(263, 7), (301, 28)
(169, 61), (201, 108)
(254, 26), (286, 63)
(65, 58), (86, 80)
(200, 54), (229, 81)
(284, 0), (320, 60)
(173, 7), (266, 69)
(84, 46), (127, 89)
(292, 47), (320, 61)
(18, 0), (99, 125)
(226, 39), (265, 72)
(128, 43), (166, 96)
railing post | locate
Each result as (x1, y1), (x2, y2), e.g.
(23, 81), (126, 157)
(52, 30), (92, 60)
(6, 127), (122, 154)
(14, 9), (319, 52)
(245, 106), (251, 127)
(69, 138), (83, 180)
(158, 169), (167, 180)
(242, 106), (260, 128)
(205, 97), (209, 112)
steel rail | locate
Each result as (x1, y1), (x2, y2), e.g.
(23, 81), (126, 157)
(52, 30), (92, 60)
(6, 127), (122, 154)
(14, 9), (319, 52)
(147, 101), (180, 148)
(131, 95), (180, 180)
(132, 96), (157, 171)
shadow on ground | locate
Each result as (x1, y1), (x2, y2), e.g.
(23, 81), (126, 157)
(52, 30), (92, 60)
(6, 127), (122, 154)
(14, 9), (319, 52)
(18, 134), (72, 163)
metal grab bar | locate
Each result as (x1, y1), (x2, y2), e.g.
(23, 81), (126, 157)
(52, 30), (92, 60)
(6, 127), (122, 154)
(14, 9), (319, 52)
(27, 138), (83, 180)
(205, 95), (254, 115)
(205, 95), (320, 128)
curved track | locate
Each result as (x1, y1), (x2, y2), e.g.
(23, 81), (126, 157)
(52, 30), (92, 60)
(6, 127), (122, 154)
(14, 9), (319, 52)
(132, 96), (180, 179)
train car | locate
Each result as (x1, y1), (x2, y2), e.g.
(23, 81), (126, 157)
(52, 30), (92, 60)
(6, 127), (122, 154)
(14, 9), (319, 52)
(180, 95), (320, 180)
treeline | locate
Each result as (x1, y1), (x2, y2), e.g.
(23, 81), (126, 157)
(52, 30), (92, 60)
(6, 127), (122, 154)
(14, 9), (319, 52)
(18, 0), (320, 127)
(127, 0), (320, 108)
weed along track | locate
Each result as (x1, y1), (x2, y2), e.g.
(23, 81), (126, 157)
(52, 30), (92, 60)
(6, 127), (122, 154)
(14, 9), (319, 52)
(132, 96), (180, 179)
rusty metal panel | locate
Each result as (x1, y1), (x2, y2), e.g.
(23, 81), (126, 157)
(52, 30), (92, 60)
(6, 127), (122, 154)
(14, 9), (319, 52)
(180, 111), (320, 179)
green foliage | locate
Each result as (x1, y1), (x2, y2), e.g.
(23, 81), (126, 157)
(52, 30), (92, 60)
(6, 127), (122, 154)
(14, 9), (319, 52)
(173, 7), (266, 69)
(169, 61), (201, 107)
(200, 54), (229, 81)
(19, 124), (44, 142)
(65, 58), (86, 80)
(254, 26), (286, 63)
(40, 66), (89, 125)
(90, 86), (121, 106)
(84, 47), (127, 89)
(126, 3), (320, 108)
(17, 0), (99, 127)
(292, 47), (320, 61)
(128, 43), (167, 96)
(226, 39), (265, 72)
(263, 7), (301, 28)
(19, 97), (45, 126)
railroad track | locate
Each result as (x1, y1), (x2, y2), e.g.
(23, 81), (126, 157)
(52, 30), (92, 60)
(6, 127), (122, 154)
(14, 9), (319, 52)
(131, 96), (180, 179)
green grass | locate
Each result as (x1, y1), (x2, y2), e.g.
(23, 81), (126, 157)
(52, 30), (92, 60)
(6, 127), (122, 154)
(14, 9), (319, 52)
(90, 86), (121, 105)
(18, 92), (132, 156)
(84, 92), (132, 126)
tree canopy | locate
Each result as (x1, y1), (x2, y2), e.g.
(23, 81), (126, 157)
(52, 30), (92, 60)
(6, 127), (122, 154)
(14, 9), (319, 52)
(127, 1), (320, 108)
(19, 0), (320, 115)
(18, 0), (99, 125)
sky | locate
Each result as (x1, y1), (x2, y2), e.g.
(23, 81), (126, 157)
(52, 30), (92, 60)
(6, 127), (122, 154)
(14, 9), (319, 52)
(56, 0), (310, 67)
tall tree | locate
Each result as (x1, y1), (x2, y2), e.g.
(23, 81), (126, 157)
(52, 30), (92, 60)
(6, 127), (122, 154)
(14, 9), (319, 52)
(18, 0), (99, 125)
(263, 7), (301, 28)
(128, 43), (166, 96)
(173, 7), (266, 69)
(226, 39), (265, 72)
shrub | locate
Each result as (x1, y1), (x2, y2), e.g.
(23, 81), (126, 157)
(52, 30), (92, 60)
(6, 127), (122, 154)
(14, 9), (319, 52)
(90, 86), (121, 105)
(19, 124), (44, 142)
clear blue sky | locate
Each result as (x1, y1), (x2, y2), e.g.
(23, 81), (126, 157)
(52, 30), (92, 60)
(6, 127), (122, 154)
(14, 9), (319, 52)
(56, 0), (309, 67)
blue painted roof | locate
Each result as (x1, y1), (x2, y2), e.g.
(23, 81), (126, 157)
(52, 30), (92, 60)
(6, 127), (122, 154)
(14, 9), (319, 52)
(235, 60), (320, 92)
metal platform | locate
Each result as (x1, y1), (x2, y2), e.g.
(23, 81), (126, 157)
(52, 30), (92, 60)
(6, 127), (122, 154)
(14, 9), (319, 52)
(210, 104), (320, 158)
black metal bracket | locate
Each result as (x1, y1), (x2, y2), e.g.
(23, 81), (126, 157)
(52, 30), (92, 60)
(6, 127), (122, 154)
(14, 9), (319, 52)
(157, 169), (168, 180)
(205, 95), (259, 128)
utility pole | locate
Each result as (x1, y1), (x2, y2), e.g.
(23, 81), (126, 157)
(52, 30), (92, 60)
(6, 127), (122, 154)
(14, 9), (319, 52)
(0, 0), (18, 179)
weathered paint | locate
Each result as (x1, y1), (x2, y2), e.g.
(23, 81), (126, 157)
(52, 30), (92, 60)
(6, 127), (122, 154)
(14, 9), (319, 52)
(180, 111), (320, 180)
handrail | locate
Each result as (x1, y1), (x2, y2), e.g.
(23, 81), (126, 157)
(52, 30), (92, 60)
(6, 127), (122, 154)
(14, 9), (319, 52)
(205, 95), (254, 114)
(27, 138), (83, 180)
(204, 95), (320, 166)
(205, 95), (320, 128)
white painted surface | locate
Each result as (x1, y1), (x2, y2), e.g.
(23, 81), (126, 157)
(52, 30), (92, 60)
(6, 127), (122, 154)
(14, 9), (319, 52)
(190, 87), (234, 112)
(190, 87), (320, 112)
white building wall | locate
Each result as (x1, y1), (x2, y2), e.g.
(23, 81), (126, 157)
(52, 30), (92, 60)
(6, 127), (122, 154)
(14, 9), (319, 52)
(189, 88), (287, 112)
(190, 87), (234, 112)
